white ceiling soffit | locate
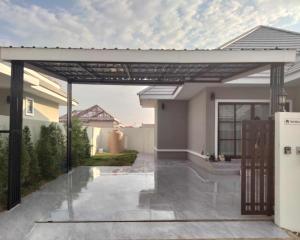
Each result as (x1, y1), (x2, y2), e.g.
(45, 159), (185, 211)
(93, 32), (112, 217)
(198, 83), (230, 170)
(0, 62), (39, 86)
(29, 85), (77, 106)
(139, 85), (182, 99)
(175, 82), (220, 99)
(139, 99), (157, 108)
(0, 61), (75, 105)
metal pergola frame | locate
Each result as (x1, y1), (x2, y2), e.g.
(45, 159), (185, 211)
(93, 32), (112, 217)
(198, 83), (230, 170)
(0, 47), (296, 209)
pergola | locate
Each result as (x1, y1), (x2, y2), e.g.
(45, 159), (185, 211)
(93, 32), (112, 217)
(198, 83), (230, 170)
(0, 47), (296, 209)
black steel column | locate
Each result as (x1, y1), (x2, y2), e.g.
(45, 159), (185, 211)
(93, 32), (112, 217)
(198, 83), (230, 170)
(66, 80), (72, 172)
(270, 63), (284, 116)
(7, 61), (24, 209)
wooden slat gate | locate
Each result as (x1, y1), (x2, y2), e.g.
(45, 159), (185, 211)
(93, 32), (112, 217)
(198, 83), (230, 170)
(241, 120), (274, 215)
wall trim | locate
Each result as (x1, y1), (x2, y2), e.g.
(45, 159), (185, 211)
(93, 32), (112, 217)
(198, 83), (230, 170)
(154, 147), (209, 159)
(214, 98), (293, 158)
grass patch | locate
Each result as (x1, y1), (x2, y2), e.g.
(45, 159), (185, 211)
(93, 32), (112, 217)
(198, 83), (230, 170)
(80, 150), (138, 166)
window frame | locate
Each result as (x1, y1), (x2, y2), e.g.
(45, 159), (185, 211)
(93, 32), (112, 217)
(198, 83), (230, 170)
(218, 102), (269, 158)
(25, 97), (35, 116)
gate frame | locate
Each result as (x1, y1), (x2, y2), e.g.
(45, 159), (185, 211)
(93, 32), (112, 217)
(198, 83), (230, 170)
(241, 120), (274, 215)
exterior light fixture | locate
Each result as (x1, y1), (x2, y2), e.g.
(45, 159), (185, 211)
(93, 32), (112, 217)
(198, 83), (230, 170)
(279, 88), (288, 112)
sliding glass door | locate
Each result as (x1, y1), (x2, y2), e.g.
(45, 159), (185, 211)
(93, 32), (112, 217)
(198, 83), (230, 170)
(218, 102), (269, 158)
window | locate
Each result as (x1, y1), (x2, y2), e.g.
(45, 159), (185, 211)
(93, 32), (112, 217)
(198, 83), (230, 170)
(25, 97), (34, 116)
(217, 101), (291, 158)
(218, 102), (268, 158)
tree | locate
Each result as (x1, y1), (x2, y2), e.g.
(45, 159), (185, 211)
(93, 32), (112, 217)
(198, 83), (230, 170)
(71, 118), (85, 167)
(70, 118), (91, 166)
(82, 128), (91, 158)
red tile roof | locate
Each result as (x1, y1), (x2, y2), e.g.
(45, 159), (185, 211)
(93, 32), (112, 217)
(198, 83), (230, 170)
(60, 105), (118, 123)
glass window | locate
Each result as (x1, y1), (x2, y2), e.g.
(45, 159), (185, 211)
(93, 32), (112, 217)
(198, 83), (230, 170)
(236, 104), (251, 121)
(219, 122), (234, 139)
(218, 102), (272, 157)
(236, 140), (242, 156)
(25, 97), (34, 116)
(235, 122), (242, 139)
(219, 140), (235, 156)
(254, 104), (269, 120)
(219, 105), (234, 121)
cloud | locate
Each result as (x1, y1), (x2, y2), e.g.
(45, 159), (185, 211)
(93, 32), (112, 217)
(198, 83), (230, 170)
(1, 0), (300, 125)
(0, 0), (299, 49)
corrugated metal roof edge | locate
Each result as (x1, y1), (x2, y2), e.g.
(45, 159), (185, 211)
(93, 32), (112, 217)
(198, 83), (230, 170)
(218, 25), (300, 50)
(0, 45), (295, 51)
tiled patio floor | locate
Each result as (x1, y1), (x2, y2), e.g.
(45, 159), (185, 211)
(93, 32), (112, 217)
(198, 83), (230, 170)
(0, 154), (289, 239)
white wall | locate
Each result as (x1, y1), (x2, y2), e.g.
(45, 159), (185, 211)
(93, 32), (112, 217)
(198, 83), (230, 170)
(123, 127), (154, 154)
(0, 115), (64, 142)
(91, 127), (155, 154)
(275, 112), (300, 232)
(0, 115), (154, 155)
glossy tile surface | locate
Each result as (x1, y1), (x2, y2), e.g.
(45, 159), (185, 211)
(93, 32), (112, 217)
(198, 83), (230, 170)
(0, 154), (289, 240)
(40, 154), (268, 221)
(27, 221), (289, 240)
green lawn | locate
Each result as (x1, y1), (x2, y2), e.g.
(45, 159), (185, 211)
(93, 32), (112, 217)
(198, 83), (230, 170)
(80, 150), (138, 166)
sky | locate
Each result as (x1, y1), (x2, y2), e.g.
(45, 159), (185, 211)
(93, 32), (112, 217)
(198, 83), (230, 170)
(1, 0), (300, 125)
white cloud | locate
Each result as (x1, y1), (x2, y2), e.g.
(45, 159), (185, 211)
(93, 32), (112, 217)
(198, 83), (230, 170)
(1, 0), (300, 124)
(0, 0), (299, 49)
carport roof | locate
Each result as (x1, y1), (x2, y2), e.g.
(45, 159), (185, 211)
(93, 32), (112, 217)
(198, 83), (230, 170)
(0, 47), (296, 85)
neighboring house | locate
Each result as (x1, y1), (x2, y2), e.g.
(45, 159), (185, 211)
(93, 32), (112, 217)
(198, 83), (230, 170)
(140, 123), (155, 128)
(138, 25), (300, 162)
(0, 61), (77, 123)
(59, 105), (122, 128)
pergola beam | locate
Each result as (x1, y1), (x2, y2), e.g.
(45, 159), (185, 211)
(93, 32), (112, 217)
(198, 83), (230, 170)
(0, 48), (295, 63)
(67, 79), (221, 85)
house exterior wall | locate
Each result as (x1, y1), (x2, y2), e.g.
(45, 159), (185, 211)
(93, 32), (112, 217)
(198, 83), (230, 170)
(205, 86), (271, 155)
(0, 89), (8, 116)
(152, 85), (300, 162)
(156, 100), (188, 159)
(0, 88), (59, 122)
(185, 85), (300, 161)
(187, 89), (207, 162)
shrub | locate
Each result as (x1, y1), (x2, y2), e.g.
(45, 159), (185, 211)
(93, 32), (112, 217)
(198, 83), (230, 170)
(21, 139), (30, 185)
(36, 123), (65, 179)
(0, 135), (8, 208)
